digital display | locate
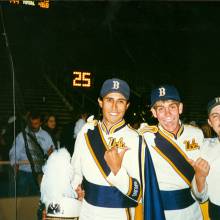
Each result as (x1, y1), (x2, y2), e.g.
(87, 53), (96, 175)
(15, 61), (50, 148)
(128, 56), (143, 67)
(9, 0), (50, 9)
(72, 71), (92, 88)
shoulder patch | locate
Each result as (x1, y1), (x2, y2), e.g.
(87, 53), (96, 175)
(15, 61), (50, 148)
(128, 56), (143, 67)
(139, 125), (158, 135)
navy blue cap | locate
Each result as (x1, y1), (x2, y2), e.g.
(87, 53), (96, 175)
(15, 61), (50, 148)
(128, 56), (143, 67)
(100, 78), (130, 100)
(207, 97), (220, 114)
(150, 85), (181, 107)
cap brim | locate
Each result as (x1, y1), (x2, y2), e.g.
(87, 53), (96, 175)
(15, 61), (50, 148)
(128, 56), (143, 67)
(208, 102), (220, 114)
(101, 90), (129, 100)
(151, 96), (181, 107)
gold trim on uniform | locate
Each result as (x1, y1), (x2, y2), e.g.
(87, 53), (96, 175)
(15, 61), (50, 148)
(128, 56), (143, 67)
(137, 188), (142, 202)
(127, 177), (133, 196)
(100, 119), (126, 135)
(155, 129), (192, 186)
(125, 208), (131, 220)
(139, 125), (158, 135)
(97, 124), (109, 150)
(157, 130), (191, 187)
(45, 217), (78, 220)
(184, 138), (200, 151)
(101, 122), (108, 134)
(176, 125), (184, 138)
(127, 124), (140, 135)
(153, 146), (191, 186)
(84, 133), (112, 185)
(159, 123), (184, 139)
(141, 143), (146, 196)
(158, 130), (189, 162)
(108, 137), (126, 149)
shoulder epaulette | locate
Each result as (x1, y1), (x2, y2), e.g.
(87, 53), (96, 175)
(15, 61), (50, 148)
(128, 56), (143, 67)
(127, 124), (140, 135)
(139, 125), (158, 135)
(86, 115), (98, 126)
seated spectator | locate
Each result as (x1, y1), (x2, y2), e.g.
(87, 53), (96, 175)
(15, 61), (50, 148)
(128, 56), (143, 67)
(9, 111), (54, 196)
(43, 113), (59, 149)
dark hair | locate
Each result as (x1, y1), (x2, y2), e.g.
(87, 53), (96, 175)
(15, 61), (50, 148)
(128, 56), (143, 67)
(43, 113), (57, 124)
(29, 111), (42, 120)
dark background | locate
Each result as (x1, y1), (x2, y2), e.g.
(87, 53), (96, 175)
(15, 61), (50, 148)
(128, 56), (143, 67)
(1, 1), (220, 124)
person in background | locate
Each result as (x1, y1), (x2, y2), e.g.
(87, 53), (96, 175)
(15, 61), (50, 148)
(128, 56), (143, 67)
(201, 97), (220, 220)
(73, 110), (88, 139)
(43, 113), (59, 149)
(9, 111), (54, 196)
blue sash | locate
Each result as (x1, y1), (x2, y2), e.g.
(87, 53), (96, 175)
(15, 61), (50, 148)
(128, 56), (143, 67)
(160, 188), (195, 210)
(141, 142), (166, 220)
(83, 178), (137, 208)
(85, 124), (140, 207)
(154, 130), (194, 186)
(209, 200), (220, 220)
(85, 125), (111, 179)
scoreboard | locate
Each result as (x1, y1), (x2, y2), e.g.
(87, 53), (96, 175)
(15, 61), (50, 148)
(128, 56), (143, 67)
(9, 0), (50, 9)
(72, 71), (92, 88)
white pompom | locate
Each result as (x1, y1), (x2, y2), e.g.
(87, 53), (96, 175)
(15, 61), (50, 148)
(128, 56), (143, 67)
(40, 148), (77, 203)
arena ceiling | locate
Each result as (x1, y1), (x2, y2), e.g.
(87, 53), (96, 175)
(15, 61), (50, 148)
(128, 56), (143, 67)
(1, 1), (220, 121)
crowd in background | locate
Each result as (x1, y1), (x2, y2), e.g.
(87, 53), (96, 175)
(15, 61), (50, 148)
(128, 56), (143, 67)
(0, 109), (216, 165)
(0, 105), (217, 198)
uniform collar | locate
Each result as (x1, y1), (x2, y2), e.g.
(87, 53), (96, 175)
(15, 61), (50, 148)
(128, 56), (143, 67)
(158, 122), (184, 139)
(100, 119), (126, 135)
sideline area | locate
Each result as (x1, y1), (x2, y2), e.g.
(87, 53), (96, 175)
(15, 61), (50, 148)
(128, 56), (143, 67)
(0, 196), (39, 220)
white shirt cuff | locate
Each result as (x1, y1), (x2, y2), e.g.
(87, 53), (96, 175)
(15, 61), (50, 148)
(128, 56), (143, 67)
(106, 166), (129, 195)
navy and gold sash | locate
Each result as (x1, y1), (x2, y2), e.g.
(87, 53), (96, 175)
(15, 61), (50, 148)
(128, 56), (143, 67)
(154, 130), (195, 186)
(85, 124), (111, 180)
(84, 124), (140, 208)
(209, 200), (220, 220)
(83, 178), (137, 208)
(160, 188), (195, 210)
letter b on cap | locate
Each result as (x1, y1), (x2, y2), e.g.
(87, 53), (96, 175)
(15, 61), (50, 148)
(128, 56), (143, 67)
(215, 97), (220, 103)
(158, 87), (166, 97)
(112, 81), (120, 90)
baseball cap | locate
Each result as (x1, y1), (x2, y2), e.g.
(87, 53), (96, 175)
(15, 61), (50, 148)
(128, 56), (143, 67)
(100, 78), (130, 100)
(207, 97), (220, 114)
(150, 84), (181, 107)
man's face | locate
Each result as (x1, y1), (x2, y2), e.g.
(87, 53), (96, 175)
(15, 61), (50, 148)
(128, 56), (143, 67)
(208, 105), (220, 137)
(98, 92), (129, 129)
(30, 118), (41, 132)
(151, 100), (183, 134)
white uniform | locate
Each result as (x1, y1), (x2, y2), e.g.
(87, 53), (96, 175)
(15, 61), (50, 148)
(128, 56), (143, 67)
(202, 137), (220, 218)
(141, 123), (207, 220)
(71, 118), (141, 220)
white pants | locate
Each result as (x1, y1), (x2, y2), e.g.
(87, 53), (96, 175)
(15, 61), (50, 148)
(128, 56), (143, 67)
(79, 199), (134, 220)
